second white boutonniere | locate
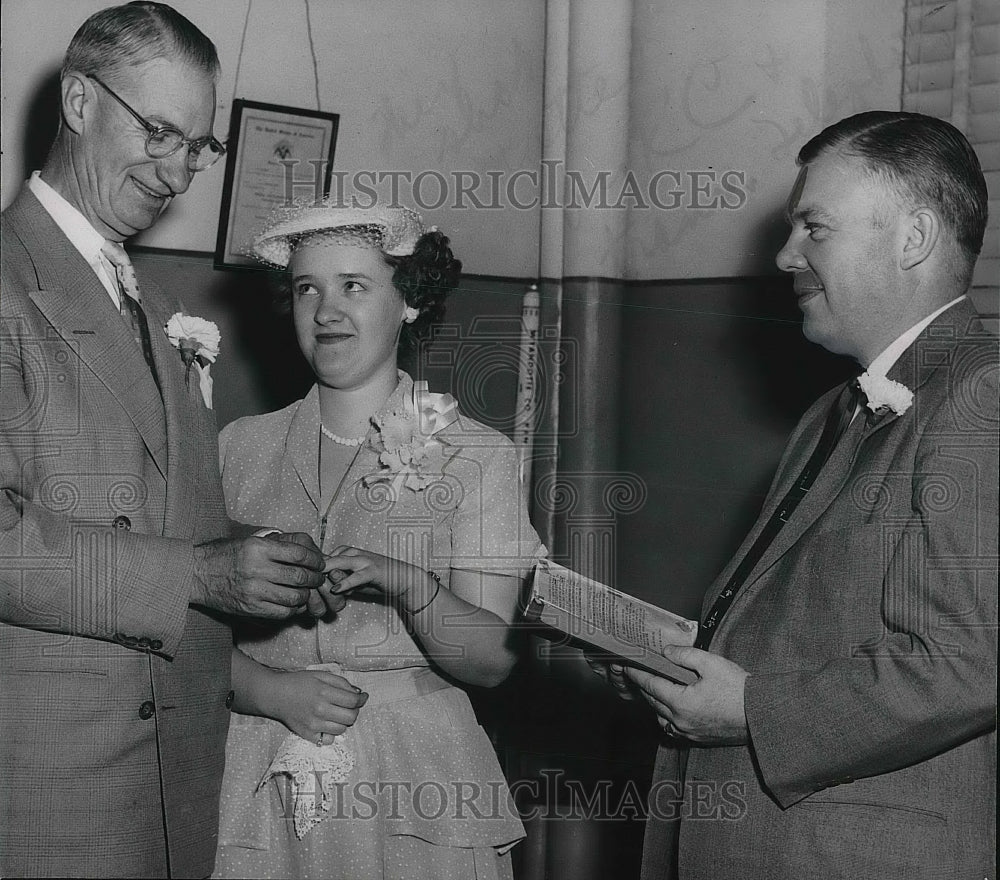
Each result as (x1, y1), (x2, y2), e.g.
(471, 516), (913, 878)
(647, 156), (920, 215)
(364, 381), (460, 494)
(164, 313), (220, 409)
(857, 370), (913, 417)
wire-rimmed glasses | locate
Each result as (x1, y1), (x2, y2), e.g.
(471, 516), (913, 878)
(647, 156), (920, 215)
(90, 75), (226, 172)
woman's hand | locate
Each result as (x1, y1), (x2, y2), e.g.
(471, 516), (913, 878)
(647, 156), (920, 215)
(324, 546), (431, 606)
(323, 550), (524, 687)
(267, 667), (369, 743)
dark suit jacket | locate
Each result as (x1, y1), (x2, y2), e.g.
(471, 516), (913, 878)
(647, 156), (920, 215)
(0, 190), (233, 878)
(642, 299), (997, 880)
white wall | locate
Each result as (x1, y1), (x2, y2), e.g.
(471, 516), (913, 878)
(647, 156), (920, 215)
(0, 0), (546, 276)
(624, 0), (905, 278)
(1, 0), (903, 279)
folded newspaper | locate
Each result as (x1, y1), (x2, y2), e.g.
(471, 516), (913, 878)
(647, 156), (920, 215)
(525, 559), (699, 684)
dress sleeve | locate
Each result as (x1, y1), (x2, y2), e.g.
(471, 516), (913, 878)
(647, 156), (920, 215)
(446, 439), (545, 576)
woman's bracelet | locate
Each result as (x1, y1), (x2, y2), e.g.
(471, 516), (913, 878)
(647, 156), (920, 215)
(408, 570), (442, 615)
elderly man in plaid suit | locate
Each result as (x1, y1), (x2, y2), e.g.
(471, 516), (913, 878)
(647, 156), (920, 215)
(0, 4), (346, 877)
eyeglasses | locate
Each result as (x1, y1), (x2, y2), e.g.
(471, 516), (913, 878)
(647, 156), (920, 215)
(90, 75), (226, 172)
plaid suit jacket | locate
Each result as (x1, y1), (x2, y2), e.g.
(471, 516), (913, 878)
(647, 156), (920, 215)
(641, 299), (997, 880)
(1, 190), (233, 878)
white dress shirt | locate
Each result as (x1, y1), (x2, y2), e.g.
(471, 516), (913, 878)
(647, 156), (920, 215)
(866, 296), (967, 377)
(847, 296), (966, 422)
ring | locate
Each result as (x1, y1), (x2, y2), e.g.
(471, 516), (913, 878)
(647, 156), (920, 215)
(317, 732), (327, 747)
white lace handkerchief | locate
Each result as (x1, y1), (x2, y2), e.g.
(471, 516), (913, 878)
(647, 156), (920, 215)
(257, 730), (355, 839)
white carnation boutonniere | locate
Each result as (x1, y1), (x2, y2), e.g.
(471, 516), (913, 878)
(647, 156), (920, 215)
(365, 381), (460, 494)
(164, 313), (220, 409)
(857, 370), (913, 417)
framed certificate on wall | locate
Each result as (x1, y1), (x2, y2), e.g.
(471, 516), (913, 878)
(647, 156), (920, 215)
(214, 100), (339, 270)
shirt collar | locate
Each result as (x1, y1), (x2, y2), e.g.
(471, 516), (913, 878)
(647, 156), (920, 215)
(27, 171), (109, 265)
(865, 296), (966, 377)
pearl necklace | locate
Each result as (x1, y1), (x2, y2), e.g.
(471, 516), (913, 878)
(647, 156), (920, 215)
(320, 424), (368, 447)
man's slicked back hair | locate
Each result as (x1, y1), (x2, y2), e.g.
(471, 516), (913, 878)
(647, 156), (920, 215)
(799, 111), (988, 269)
(62, 1), (219, 86)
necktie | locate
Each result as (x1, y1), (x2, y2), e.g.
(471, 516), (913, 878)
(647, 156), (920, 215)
(695, 379), (863, 649)
(101, 240), (158, 377)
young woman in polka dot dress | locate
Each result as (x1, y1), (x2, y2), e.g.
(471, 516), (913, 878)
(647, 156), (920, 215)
(212, 204), (542, 880)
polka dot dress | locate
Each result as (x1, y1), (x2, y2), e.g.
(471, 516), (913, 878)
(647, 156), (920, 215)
(212, 374), (542, 880)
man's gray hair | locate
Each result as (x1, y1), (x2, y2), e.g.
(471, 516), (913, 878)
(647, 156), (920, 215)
(61, 1), (219, 86)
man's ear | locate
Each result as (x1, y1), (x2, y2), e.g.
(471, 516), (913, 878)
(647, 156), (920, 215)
(60, 72), (89, 135)
(900, 207), (940, 270)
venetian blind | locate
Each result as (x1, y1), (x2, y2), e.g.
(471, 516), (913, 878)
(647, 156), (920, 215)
(903, 0), (999, 312)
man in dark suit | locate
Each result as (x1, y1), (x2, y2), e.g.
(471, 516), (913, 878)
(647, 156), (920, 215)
(606, 112), (997, 878)
(0, 4), (347, 877)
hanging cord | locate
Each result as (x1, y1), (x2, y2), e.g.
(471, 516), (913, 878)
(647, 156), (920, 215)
(229, 1), (319, 111)
(304, 0), (321, 110)
(230, 0), (253, 108)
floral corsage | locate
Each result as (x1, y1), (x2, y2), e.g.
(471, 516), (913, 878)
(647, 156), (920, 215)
(164, 313), (220, 409)
(364, 381), (459, 493)
(857, 370), (913, 417)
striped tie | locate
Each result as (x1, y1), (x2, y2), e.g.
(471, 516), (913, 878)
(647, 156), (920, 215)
(101, 240), (157, 376)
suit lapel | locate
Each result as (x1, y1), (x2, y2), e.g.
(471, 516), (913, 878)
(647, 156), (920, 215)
(709, 303), (971, 625)
(697, 392), (836, 618)
(286, 386), (322, 510)
(141, 283), (222, 541)
(745, 407), (868, 584)
(8, 193), (169, 476)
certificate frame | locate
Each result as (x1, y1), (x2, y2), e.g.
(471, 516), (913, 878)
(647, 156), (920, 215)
(214, 99), (339, 270)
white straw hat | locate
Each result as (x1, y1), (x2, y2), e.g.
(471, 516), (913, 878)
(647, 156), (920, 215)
(250, 200), (425, 267)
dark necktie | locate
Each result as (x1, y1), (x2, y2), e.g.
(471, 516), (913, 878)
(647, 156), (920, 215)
(101, 240), (158, 380)
(695, 379), (863, 649)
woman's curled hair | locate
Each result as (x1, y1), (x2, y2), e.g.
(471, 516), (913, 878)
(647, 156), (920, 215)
(386, 229), (462, 350)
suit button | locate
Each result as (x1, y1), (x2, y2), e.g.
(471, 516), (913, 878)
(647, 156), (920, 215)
(111, 515), (132, 531)
(138, 701), (155, 720)
(138, 637), (152, 649)
(150, 639), (163, 651)
(225, 690), (235, 709)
